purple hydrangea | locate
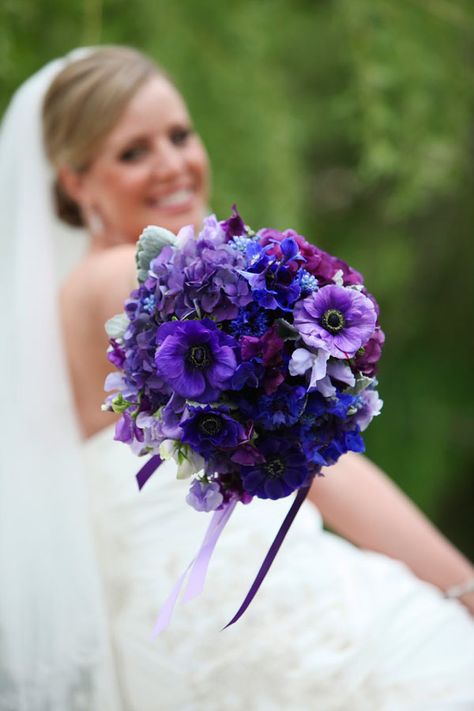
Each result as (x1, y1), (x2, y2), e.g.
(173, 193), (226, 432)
(294, 285), (377, 358)
(155, 319), (238, 402)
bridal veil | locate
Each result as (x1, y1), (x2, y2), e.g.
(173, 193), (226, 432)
(0, 52), (120, 710)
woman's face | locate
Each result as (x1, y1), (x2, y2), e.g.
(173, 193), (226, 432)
(78, 75), (210, 241)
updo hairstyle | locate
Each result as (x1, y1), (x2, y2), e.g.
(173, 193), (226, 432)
(42, 46), (166, 227)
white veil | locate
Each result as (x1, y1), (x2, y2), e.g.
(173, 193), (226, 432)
(0, 53), (120, 710)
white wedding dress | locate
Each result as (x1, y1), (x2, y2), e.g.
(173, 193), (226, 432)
(82, 425), (474, 711)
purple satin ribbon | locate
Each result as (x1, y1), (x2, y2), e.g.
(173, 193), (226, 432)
(136, 454), (162, 490)
(223, 484), (311, 629)
(152, 499), (237, 636)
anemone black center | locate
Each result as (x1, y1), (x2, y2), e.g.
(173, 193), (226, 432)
(199, 415), (223, 436)
(322, 308), (345, 334)
(187, 344), (211, 369)
(265, 457), (285, 479)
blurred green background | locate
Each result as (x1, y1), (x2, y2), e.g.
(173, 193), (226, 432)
(1, 0), (473, 555)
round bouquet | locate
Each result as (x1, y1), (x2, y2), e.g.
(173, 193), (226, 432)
(104, 206), (384, 629)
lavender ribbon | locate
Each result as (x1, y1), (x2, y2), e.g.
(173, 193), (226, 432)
(223, 484), (310, 629)
(152, 499), (237, 636)
(136, 454), (162, 490)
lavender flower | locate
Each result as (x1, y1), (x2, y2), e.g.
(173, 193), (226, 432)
(352, 389), (383, 431)
(294, 285), (377, 358)
(186, 479), (224, 512)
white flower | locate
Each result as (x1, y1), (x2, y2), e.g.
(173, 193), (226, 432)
(159, 440), (205, 480)
(326, 360), (356, 387)
(289, 347), (330, 389)
(175, 223), (196, 249)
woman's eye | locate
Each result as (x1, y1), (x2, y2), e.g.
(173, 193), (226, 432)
(119, 145), (148, 162)
(170, 128), (193, 146)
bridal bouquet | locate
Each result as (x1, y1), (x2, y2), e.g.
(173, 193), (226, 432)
(104, 207), (384, 630)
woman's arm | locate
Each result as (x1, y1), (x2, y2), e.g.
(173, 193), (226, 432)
(309, 452), (474, 613)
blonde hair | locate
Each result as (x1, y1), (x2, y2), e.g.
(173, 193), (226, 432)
(42, 46), (166, 226)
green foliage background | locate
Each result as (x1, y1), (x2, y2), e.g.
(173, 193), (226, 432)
(1, 0), (473, 554)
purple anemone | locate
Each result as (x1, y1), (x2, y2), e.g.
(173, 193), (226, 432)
(181, 406), (246, 457)
(294, 285), (376, 358)
(155, 319), (238, 402)
(240, 437), (310, 500)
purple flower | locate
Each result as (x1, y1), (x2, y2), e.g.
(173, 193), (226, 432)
(260, 229), (363, 286)
(238, 384), (307, 430)
(294, 285), (377, 358)
(186, 479), (224, 512)
(181, 406), (246, 457)
(352, 389), (383, 431)
(240, 437), (310, 500)
(229, 303), (270, 338)
(239, 242), (301, 312)
(114, 411), (143, 445)
(239, 326), (285, 394)
(198, 214), (227, 243)
(220, 204), (247, 239)
(352, 326), (385, 377)
(155, 319), (238, 402)
(107, 339), (126, 368)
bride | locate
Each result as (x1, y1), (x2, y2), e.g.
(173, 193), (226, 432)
(1, 46), (473, 711)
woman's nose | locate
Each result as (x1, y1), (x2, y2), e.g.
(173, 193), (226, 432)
(151, 140), (183, 178)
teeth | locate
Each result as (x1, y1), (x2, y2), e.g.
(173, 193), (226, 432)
(153, 189), (193, 208)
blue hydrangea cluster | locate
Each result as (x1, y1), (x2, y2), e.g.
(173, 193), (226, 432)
(105, 207), (384, 509)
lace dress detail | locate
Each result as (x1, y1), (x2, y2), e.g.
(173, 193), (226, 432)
(82, 427), (474, 711)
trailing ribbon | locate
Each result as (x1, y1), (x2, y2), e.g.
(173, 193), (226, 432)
(223, 484), (311, 629)
(152, 499), (237, 636)
(136, 454), (162, 490)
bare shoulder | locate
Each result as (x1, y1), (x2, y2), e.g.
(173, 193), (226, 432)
(62, 243), (137, 324)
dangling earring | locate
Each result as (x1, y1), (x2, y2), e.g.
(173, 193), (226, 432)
(88, 208), (104, 236)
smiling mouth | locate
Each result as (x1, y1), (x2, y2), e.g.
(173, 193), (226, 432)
(146, 188), (195, 209)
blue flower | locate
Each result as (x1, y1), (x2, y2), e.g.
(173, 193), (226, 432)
(230, 235), (257, 254)
(240, 436), (309, 500)
(301, 419), (365, 468)
(142, 294), (156, 314)
(228, 303), (270, 338)
(249, 384), (307, 430)
(298, 269), (319, 295)
(305, 390), (358, 421)
(239, 242), (301, 312)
